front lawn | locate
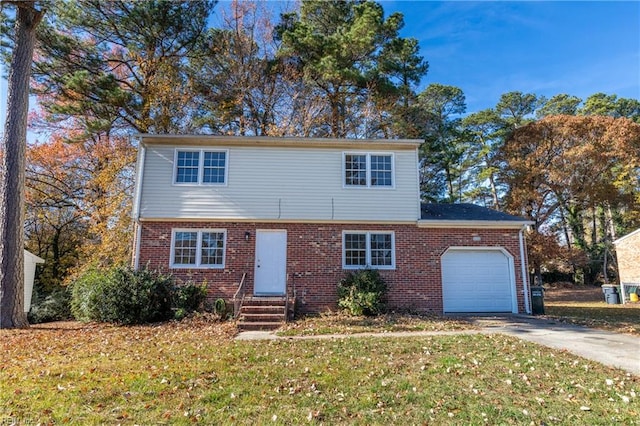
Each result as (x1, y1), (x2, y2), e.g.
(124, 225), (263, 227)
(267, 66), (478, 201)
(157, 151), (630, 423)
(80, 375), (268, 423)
(544, 286), (640, 336)
(2, 319), (638, 424)
(544, 302), (640, 335)
(278, 312), (476, 336)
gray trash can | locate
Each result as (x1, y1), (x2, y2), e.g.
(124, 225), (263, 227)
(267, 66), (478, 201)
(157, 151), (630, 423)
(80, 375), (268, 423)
(530, 286), (545, 315)
(602, 285), (620, 304)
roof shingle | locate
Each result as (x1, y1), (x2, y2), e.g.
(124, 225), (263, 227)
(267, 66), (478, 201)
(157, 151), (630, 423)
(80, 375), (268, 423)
(420, 203), (529, 222)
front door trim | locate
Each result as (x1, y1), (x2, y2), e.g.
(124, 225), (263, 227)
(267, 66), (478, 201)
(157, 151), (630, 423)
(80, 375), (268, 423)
(254, 229), (287, 296)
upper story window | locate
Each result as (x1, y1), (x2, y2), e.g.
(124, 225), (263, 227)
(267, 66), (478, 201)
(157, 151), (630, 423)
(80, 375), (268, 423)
(343, 231), (395, 270)
(174, 150), (227, 185)
(171, 229), (226, 268)
(344, 153), (394, 188)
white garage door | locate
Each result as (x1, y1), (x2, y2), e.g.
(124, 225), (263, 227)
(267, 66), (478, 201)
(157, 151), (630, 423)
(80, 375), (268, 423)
(442, 249), (515, 313)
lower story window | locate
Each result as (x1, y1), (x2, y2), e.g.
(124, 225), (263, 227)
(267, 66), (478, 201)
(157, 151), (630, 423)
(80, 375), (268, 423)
(343, 231), (395, 269)
(171, 229), (226, 268)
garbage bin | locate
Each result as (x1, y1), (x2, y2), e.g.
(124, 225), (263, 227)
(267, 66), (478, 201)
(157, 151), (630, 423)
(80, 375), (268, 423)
(530, 286), (545, 315)
(602, 285), (620, 304)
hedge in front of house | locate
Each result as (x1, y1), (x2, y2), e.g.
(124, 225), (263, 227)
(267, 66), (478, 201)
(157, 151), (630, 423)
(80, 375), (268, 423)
(337, 268), (388, 316)
(71, 266), (174, 325)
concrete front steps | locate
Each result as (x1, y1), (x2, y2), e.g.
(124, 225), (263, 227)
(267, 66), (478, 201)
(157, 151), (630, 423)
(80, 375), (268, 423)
(237, 297), (292, 331)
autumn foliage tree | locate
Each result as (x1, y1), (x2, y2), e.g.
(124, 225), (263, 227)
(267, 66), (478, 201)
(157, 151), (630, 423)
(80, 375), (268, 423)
(25, 138), (88, 289)
(502, 115), (640, 284)
(22, 0), (211, 288)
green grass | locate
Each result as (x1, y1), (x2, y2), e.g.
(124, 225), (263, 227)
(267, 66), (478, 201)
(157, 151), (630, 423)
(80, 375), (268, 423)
(545, 300), (640, 336)
(2, 319), (638, 424)
(277, 312), (476, 336)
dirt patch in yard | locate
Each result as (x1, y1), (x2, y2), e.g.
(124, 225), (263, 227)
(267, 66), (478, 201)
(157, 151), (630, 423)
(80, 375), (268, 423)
(543, 284), (604, 303)
(544, 283), (640, 306)
(541, 283), (639, 336)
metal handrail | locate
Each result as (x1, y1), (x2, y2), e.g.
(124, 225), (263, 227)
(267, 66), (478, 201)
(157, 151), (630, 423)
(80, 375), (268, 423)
(285, 274), (297, 322)
(285, 276), (290, 322)
(233, 272), (247, 318)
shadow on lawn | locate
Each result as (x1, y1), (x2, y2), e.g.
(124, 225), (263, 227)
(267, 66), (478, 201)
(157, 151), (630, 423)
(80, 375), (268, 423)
(545, 304), (640, 335)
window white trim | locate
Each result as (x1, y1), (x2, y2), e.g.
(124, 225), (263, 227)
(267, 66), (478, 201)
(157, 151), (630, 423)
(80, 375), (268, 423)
(342, 231), (395, 270)
(170, 228), (227, 269)
(173, 149), (229, 186)
(342, 152), (395, 189)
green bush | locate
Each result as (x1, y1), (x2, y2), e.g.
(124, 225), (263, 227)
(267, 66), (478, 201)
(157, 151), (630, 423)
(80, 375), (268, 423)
(173, 281), (207, 320)
(337, 268), (387, 316)
(28, 287), (72, 324)
(213, 298), (226, 316)
(71, 266), (174, 325)
(70, 268), (109, 322)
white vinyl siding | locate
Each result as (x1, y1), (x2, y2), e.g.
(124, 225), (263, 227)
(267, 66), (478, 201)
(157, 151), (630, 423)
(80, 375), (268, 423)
(170, 229), (226, 268)
(343, 231), (395, 270)
(174, 149), (227, 185)
(139, 145), (419, 222)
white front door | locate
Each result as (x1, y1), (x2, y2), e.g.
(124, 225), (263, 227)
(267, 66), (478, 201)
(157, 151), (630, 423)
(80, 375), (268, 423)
(254, 230), (287, 295)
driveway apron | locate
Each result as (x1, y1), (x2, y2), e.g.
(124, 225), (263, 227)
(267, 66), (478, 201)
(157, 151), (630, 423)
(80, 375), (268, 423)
(468, 315), (640, 376)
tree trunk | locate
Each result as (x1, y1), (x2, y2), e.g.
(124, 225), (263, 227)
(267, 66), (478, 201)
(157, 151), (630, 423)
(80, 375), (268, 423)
(485, 157), (500, 210)
(445, 167), (455, 202)
(0, 2), (43, 329)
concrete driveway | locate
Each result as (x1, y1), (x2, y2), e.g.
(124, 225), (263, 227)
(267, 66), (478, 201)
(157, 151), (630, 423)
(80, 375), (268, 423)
(238, 315), (640, 376)
(467, 315), (640, 376)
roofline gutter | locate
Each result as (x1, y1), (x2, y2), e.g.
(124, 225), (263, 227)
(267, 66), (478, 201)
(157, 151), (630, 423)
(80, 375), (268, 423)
(613, 227), (640, 245)
(417, 219), (534, 229)
(135, 133), (422, 149)
(131, 136), (145, 270)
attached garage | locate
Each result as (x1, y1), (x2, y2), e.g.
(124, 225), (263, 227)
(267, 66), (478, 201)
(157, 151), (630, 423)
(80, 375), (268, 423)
(441, 248), (517, 313)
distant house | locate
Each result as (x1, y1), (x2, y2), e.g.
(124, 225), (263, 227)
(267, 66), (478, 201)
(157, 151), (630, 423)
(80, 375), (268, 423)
(24, 250), (45, 313)
(131, 135), (533, 315)
(613, 228), (640, 298)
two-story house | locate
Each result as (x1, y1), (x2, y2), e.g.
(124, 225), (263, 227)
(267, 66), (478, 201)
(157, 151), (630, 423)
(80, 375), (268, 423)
(132, 135), (532, 319)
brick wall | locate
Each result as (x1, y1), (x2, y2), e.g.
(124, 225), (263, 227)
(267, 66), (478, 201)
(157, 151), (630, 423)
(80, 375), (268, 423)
(137, 222), (528, 314)
(615, 230), (640, 283)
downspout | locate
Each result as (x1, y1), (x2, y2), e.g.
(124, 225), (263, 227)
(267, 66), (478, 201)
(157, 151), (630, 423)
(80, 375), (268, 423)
(134, 222), (142, 270)
(519, 226), (531, 314)
(132, 137), (145, 270)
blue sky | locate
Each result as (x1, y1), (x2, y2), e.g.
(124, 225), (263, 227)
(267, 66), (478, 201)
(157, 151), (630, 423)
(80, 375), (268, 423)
(384, 0), (640, 113)
(2, 1), (639, 131)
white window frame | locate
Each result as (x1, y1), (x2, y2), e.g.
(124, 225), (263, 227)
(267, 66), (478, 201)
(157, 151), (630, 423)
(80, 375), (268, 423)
(173, 149), (229, 186)
(343, 152), (395, 189)
(170, 228), (227, 269)
(342, 231), (395, 270)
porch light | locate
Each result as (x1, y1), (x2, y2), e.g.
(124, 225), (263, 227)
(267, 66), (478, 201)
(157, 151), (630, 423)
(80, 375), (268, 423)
(245, 231), (251, 241)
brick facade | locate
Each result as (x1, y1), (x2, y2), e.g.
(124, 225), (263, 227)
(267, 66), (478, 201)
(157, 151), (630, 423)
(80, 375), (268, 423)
(137, 221), (528, 314)
(615, 229), (640, 284)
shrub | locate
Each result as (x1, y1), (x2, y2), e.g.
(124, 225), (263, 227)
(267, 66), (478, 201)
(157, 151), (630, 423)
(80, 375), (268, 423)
(173, 281), (207, 320)
(102, 267), (174, 324)
(70, 268), (110, 322)
(213, 298), (226, 316)
(71, 266), (174, 325)
(337, 268), (387, 316)
(28, 287), (72, 324)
